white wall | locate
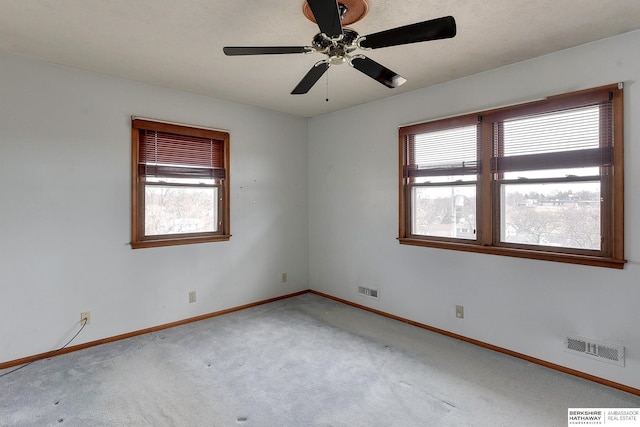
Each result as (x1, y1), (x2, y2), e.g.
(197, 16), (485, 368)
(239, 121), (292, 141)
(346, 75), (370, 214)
(308, 30), (640, 389)
(0, 53), (309, 363)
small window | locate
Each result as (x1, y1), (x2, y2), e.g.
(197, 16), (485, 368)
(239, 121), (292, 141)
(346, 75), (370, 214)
(399, 84), (625, 268)
(131, 118), (230, 249)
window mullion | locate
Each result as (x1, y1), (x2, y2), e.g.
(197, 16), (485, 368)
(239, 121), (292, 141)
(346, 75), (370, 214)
(479, 118), (493, 246)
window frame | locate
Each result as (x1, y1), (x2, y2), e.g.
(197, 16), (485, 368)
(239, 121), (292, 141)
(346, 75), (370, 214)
(398, 84), (625, 269)
(131, 118), (231, 249)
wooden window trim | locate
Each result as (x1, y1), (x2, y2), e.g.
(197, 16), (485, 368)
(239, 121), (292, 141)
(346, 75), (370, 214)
(131, 119), (230, 249)
(399, 84), (625, 269)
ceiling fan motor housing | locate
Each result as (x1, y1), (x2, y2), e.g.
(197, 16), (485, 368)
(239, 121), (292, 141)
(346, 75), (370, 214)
(312, 28), (359, 64)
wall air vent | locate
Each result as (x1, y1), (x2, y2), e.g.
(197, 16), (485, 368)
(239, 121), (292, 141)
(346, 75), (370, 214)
(565, 335), (624, 367)
(357, 286), (379, 300)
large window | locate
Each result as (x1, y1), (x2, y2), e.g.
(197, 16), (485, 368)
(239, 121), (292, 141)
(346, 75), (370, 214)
(131, 118), (230, 249)
(399, 84), (625, 268)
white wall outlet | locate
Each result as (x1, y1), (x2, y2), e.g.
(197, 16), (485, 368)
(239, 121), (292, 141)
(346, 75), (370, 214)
(281, 272), (288, 283)
(81, 311), (91, 325)
(456, 305), (464, 319)
(189, 291), (196, 303)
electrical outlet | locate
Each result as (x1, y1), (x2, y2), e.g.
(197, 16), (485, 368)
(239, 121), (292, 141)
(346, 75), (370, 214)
(81, 311), (91, 325)
(281, 273), (288, 283)
(189, 291), (196, 303)
(456, 305), (464, 319)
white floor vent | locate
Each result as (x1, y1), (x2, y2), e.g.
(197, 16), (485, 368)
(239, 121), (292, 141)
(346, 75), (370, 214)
(357, 286), (379, 300)
(565, 335), (625, 367)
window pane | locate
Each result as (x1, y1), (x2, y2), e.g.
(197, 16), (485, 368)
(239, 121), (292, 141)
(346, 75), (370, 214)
(501, 182), (600, 250)
(145, 186), (218, 236)
(411, 185), (476, 239)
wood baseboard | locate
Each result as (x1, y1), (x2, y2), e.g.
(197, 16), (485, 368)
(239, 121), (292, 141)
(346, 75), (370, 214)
(309, 289), (640, 397)
(0, 290), (310, 371)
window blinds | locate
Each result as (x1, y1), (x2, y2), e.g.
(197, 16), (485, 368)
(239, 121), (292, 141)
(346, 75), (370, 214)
(401, 115), (480, 179)
(491, 101), (613, 173)
(133, 119), (225, 180)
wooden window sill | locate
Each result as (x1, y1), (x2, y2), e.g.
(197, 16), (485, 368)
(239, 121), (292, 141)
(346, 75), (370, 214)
(398, 238), (626, 269)
(132, 234), (231, 249)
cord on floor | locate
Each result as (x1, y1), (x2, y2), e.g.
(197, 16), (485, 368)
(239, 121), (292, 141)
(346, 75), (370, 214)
(0, 317), (88, 378)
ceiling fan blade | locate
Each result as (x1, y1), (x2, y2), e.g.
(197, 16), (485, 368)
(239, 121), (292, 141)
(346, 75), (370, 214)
(359, 16), (456, 50)
(223, 46), (311, 56)
(350, 56), (407, 88)
(291, 62), (330, 94)
(306, 0), (343, 38)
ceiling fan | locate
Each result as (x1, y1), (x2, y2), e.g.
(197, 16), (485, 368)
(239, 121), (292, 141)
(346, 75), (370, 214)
(223, 0), (456, 94)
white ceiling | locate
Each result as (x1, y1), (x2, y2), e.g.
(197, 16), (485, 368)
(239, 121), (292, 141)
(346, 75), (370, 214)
(2, 0), (640, 118)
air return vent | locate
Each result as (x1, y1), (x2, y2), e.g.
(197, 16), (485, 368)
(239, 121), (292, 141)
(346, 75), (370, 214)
(565, 335), (625, 367)
(357, 286), (379, 300)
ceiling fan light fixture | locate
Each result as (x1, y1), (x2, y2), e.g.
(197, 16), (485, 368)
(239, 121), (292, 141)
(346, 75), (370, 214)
(303, 0), (369, 26)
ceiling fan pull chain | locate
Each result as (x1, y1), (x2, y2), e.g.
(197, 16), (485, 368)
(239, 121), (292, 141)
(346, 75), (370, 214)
(326, 69), (329, 102)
